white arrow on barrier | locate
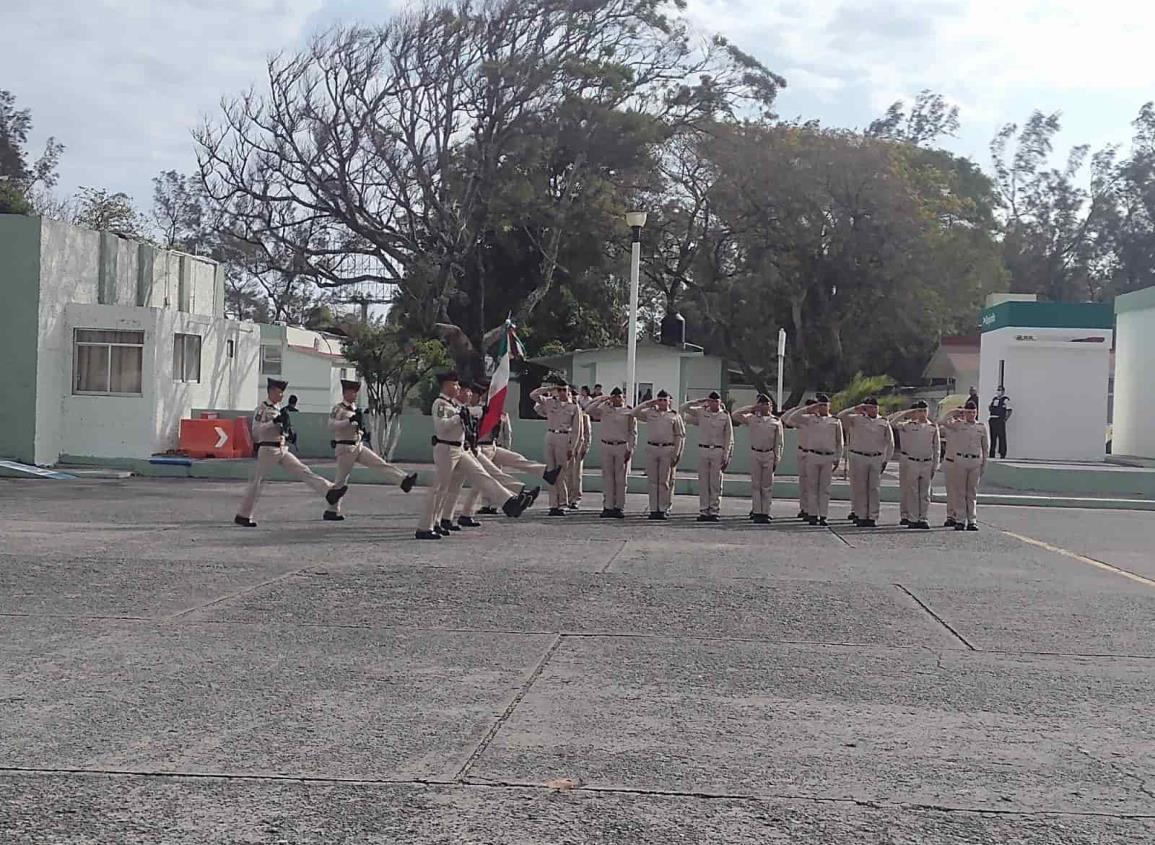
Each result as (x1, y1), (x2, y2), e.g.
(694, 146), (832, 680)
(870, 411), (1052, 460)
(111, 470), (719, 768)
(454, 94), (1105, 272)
(214, 426), (229, 448)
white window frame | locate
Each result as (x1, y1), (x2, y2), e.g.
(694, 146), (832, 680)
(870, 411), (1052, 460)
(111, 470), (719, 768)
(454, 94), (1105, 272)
(72, 328), (146, 396)
(173, 333), (202, 383)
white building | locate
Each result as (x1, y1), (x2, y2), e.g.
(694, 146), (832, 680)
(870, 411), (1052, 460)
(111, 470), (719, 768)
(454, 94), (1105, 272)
(530, 342), (728, 404)
(257, 324), (358, 412)
(978, 296), (1114, 462)
(1113, 285), (1155, 460)
(0, 215), (260, 465)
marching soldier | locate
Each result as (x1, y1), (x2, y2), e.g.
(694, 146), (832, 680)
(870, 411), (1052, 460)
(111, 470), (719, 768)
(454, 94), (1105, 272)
(837, 397), (894, 528)
(460, 398), (548, 524)
(785, 398), (818, 519)
(566, 391), (592, 509)
(681, 392), (733, 522)
(782, 394), (843, 526)
(416, 372), (533, 540)
(587, 388), (637, 519)
(632, 390), (686, 520)
(940, 400), (989, 532)
(732, 394), (784, 524)
(323, 379), (419, 521)
(888, 400), (940, 529)
(530, 379), (582, 516)
(234, 378), (347, 527)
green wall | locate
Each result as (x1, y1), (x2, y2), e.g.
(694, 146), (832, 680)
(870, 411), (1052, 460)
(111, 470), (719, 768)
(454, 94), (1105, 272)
(0, 215), (41, 463)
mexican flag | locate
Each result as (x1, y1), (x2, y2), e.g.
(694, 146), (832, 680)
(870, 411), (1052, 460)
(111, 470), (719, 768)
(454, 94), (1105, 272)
(478, 321), (525, 441)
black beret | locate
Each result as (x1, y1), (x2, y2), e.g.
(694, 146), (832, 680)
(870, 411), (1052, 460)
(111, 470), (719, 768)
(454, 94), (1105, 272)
(814, 393), (831, 403)
(804, 398), (817, 406)
(340, 379), (361, 391)
(708, 391), (721, 400)
(267, 378), (288, 391)
(436, 371), (459, 384)
(911, 400), (929, 410)
(656, 389), (670, 398)
(964, 400), (978, 410)
(863, 396), (878, 406)
(756, 393), (771, 404)
(610, 387), (623, 396)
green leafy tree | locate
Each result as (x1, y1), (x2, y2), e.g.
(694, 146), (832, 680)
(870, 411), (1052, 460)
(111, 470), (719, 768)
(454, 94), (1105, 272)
(0, 90), (64, 213)
(72, 186), (146, 238)
(830, 373), (904, 414)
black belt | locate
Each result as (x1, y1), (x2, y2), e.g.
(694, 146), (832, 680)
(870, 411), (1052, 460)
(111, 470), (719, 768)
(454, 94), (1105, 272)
(602, 440), (628, 446)
(803, 448), (835, 456)
(905, 456), (934, 462)
(850, 450), (883, 457)
(648, 442), (674, 447)
(256, 441), (283, 449)
(699, 444), (724, 449)
(434, 438), (464, 447)
(752, 447), (774, 453)
(549, 429), (572, 434)
(478, 440), (495, 446)
(945, 457), (955, 463)
(333, 440), (358, 446)
(957, 452), (982, 459)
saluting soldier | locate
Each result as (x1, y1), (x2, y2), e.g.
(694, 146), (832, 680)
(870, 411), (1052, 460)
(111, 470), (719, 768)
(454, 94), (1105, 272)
(530, 379), (582, 516)
(732, 394), (784, 524)
(566, 391), (592, 509)
(938, 408), (960, 527)
(234, 378), (347, 527)
(681, 391), (734, 522)
(323, 378), (418, 521)
(837, 397), (894, 528)
(785, 398), (818, 519)
(416, 372), (533, 540)
(782, 393), (843, 526)
(888, 400), (940, 529)
(940, 400), (989, 532)
(587, 387), (637, 519)
(632, 390), (686, 520)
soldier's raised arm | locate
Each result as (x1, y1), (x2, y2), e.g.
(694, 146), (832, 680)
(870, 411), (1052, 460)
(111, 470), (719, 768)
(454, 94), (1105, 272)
(774, 418), (785, 465)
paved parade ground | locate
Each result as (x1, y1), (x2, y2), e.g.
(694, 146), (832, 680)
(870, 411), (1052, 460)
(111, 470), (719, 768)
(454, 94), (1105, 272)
(2, 477), (1154, 843)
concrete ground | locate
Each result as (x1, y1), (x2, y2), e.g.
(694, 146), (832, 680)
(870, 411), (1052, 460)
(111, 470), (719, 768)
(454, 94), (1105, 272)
(2, 477), (1154, 844)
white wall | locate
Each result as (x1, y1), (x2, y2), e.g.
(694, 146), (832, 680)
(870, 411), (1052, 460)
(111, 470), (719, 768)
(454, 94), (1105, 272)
(279, 349), (339, 413)
(980, 327), (1112, 461)
(1113, 306), (1155, 458)
(571, 347), (684, 402)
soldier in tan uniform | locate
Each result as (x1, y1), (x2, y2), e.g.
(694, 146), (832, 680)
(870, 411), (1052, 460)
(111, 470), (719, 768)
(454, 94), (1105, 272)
(681, 391), (733, 522)
(234, 378), (347, 527)
(530, 379), (583, 516)
(940, 400), (989, 532)
(632, 390), (685, 520)
(323, 379), (418, 521)
(889, 400), (940, 529)
(938, 410), (960, 527)
(732, 393), (784, 524)
(785, 398), (818, 519)
(782, 393), (843, 526)
(416, 372), (532, 540)
(587, 387), (637, 519)
(566, 391), (592, 509)
(461, 404), (547, 523)
(837, 396), (895, 528)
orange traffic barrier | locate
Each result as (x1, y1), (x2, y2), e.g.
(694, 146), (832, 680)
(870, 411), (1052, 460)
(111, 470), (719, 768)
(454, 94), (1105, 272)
(179, 417), (248, 459)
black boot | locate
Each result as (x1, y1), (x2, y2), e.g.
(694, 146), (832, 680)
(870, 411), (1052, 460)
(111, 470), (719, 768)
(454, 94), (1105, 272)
(439, 518), (461, 533)
(502, 496), (526, 518)
(900, 518), (910, 526)
(599, 509), (613, 518)
(548, 507), (567, 517)
(400, 472), (418, 493)
(457, 516), (481, 528)
(519, 486), (541, 511)
(611, 509), (626, 519)
(847, 512), (858, 522)
(818, 517), (829, 526)
(944, 517), (957, 528)
(954, 522), (966, 531)
(415, 530), (440, 540)
(966, 522), (979, 532)
(542, 466), (561, 486)
(322, 511), (345, 522)
(478, 506), (498, 515)
(807, 516), (819, 526)
(234, 515), (257, 528)
(325, 485), (349, 506)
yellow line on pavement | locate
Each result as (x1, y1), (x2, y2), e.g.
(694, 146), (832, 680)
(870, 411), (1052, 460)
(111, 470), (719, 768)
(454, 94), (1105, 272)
(1001, 530), (1155, 590)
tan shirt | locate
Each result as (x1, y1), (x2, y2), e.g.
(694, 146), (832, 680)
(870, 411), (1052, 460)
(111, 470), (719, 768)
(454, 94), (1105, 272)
(735, 411), (784, 462)
(891, 419), (940, 463)
(633, 405), (686, 446)
(589, 400), (638, 450)
(942, 419), (989, 461)
(432, 393), (465, 443)
(328, 401), (360, 441)
(782, 406), (844, 456)
(252, 400), (285, 445)
(838, 411), (895, 461)
(682, 403), (734, 458)
(534, 395), (582, 449)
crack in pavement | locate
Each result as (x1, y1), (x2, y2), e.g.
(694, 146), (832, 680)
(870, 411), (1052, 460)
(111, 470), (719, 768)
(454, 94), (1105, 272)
(1069, 744), (1155, 803)
(598, 539), (629, 574)
(894, 583), (976, 651)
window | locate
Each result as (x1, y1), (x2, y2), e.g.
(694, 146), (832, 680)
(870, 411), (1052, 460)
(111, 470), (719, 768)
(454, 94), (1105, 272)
(260, 345), (282, 375)
(173, 333), (202, 382)
(73, 329), (144, 395)
(636, 382), (653, 404)
(226, 339), (235, 359)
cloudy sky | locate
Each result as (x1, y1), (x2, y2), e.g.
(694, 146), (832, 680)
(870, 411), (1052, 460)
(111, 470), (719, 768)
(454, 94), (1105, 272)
(4, 0), (1155, 212)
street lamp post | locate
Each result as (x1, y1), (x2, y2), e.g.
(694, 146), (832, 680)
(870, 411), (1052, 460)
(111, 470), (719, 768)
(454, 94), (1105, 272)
(777, 328), (787, 409)
(624, 211), (647, 407)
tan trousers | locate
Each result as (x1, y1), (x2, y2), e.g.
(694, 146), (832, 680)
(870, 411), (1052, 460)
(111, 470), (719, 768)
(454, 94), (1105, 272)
(943, 458), (959, 520)
(848, 453), (885, 521)
(544, 432), (571, 508)
(462, 446), (547, 515)
(949, 457), (983, 523)
(443, 446), (520, 521)
(601, 442), (630, 511)
(237, 445), (332, 519)
(697, 447), (725, 516)
(750, 451), (776, 515)
(329, 443), (408, 514)
(802, 452), (836, 518)
(796, 448), (811, 513)
(566, 452), (586, 505)
(901, 458), (935, 522)
(419, 444), (515, 531)
(646, 444), (676, 513)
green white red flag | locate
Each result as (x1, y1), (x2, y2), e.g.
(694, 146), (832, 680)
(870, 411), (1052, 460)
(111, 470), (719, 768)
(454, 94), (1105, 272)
(479, 321), (524, 441)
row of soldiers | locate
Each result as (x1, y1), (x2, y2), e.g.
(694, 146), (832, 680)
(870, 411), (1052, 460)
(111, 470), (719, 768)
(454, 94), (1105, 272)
(233, 374), (989, 534)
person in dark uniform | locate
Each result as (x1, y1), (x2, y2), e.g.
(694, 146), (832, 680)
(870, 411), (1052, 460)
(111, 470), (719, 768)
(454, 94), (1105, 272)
(988, 386), (1012, 459)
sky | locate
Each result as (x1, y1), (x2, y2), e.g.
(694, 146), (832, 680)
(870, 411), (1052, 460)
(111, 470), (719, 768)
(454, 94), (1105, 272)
(4, 0), (1155, 213)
